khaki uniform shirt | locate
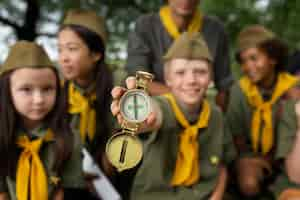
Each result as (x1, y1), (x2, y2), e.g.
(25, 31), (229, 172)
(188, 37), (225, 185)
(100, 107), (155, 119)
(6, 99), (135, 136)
(225, 82), (288, 157)
(61, 82), (114, 189)
(130, 96), (236, 200)
(1, 126), (72, 200)
(125, 13), (233, 91)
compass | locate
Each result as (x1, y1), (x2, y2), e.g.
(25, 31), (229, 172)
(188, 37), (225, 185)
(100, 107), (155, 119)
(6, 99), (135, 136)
(106, 71), (154, 171)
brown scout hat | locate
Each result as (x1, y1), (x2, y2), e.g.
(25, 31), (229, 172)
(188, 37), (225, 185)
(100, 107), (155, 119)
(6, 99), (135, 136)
(237, 25), (275, 53)
(1, 41), (55, 75)
(163, 32), (212, 63)
(63, 9), (108, 44)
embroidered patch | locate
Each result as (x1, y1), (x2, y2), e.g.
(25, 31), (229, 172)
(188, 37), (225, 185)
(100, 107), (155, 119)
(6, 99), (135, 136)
(50, 176), (60, 186)
(210, 156), (219, 165)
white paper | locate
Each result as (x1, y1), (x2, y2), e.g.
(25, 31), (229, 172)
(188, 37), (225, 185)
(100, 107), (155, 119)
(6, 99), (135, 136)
(82, 148), (122, 200)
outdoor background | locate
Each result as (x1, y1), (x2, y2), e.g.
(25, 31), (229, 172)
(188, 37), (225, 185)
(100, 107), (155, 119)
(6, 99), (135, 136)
(0, 0), (299, 80)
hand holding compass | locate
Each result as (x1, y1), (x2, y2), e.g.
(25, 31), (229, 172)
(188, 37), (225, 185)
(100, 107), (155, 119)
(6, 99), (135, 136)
(107, 71), (156, 172)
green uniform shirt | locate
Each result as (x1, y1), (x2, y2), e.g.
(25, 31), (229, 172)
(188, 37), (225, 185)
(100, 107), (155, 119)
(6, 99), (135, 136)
(125, 13), (233, 91)
(130, 96), (236, 200)
(61, 82), (114, 189)
(225, 82), (288, 157)
(2, 126), (72, 200)
(272, 100), (300, 197)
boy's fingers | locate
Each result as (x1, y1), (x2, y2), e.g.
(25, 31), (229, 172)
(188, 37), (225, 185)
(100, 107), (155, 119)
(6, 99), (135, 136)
(146, 112), (157, 126)
(126, 76), (136, 90)
(111, 100), (120, 116)
(117, 114), (124, 125)
(111, 86), (126, 99)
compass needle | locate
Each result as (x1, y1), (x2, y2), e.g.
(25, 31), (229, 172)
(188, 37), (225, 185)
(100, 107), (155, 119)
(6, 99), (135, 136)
(119, 139), (128, 163)
(134, 94), (138, 120)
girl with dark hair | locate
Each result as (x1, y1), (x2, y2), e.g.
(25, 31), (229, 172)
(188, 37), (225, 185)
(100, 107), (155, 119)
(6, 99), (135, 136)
(226, 25), (300, 199)
(0, 41), (72, 200)
(236, 37), (289, 73)
(57, 9), (114, 200)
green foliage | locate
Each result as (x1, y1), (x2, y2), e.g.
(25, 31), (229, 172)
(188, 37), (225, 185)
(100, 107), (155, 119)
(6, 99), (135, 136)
(200, 0), (300, 78)
(0, 0), (299, 74)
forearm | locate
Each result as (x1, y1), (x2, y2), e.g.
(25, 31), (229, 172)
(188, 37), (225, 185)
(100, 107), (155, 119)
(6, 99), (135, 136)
(285, 129), (300, 184)
(210, 165), (227, 200)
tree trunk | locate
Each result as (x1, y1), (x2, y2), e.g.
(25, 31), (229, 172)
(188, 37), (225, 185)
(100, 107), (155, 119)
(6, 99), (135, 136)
(16, 0), (40, 41)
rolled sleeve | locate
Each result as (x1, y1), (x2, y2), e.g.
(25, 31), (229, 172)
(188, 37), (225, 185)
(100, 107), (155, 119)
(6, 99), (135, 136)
(276, 100), (298, 159)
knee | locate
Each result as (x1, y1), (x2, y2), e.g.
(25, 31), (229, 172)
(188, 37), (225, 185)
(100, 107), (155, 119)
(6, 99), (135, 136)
(238, 175), (260, 196)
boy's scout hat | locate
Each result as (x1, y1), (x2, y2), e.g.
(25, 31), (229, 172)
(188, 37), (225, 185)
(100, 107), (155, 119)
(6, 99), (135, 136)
(1, 41), (55, 74)
(63, 9), (108, 44)
(237, 25), (275, 53)
(163, 32), (212, 62)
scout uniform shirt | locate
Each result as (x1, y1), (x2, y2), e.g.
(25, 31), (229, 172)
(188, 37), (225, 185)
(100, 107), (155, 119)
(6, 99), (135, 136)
(226, 73), (299, 157)
(0, 125), (68, 200)
(125, 11), (233, 91)
(272, 99), (300, 198)
(61, 81), (113, 189)
(130, 95), (236, 200)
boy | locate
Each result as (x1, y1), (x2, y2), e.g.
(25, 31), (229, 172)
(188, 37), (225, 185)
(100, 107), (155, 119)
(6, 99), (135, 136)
(111, 32), (235, 200)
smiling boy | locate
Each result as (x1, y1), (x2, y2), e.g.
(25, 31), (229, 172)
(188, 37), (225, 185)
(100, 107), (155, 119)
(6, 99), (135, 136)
(112, 32), (235, 200)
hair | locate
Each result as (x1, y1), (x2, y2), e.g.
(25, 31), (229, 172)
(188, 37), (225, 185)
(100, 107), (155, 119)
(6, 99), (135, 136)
(59, 24), (113, 174)
(236, 38), (289, 72)
(287, 50), (300, 74)
(0, 67), (72, 177)
(258, 38), (289, 72)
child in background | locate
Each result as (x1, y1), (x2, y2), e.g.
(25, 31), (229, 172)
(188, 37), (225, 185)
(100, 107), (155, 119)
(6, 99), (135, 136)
(226, 25), (300, 199)
(57, 9), (114, 199)
(0, 41), (72, 200)
(111, 32), (236, 200)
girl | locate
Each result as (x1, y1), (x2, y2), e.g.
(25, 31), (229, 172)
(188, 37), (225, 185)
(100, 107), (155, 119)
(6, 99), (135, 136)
(0, 41), (72, 200)
(226, 25), (300, 199)
(111, 32), (236, 200)
(57, 9), (114, 199)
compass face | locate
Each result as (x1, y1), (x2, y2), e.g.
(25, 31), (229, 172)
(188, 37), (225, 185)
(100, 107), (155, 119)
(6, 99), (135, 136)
(106, 133), (143, 172)
(120, 90), (151, 123)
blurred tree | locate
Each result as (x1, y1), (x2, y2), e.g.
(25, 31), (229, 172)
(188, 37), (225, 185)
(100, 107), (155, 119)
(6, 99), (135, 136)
(0, 0), (299, 66)
(201, 0), (300, 49)
(201, 0), (300, 77)
(0, 0), (162, 60)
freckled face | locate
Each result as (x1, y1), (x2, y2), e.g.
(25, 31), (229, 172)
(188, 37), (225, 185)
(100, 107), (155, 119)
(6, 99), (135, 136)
(164, 58), (211, 107)
(10, 68), (57, 126)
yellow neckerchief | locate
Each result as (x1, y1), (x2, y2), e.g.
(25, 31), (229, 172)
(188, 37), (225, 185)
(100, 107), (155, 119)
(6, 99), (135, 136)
(239, 72), (298, 154)
(16, 129), (54, 200)
(163, 93), (211, 186)
(68, 82), (96, 143)
(159, 6), (203, 39)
